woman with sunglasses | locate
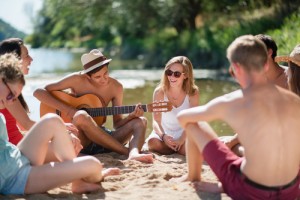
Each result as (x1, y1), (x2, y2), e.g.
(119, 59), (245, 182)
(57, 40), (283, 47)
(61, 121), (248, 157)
(0, 38), (82, 156)
(0, 38), (34, 145)
(146, 56), (199, 155)
(0, 53), (119, 195)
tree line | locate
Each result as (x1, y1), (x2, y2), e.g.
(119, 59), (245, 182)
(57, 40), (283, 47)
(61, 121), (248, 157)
(25, 0), (300, 69)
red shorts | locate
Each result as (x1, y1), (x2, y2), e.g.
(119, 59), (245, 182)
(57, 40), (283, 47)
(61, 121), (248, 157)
(202, 139), (299, 200)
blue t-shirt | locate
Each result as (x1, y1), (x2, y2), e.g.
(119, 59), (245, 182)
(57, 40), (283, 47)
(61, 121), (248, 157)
(0, 114), (30, 192)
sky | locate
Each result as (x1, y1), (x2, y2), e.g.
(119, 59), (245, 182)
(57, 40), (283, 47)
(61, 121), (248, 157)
(0, 0), (43, 34)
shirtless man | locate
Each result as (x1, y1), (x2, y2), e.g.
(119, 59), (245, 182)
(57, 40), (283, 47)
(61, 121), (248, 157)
(256, 34), (288, 89)
(34, 49), (153, 163)
(224, 34), (289, 155)
(173, 35), (300, 199)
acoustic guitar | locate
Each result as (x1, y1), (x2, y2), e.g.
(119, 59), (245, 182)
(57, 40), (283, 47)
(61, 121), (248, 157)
(40, 91), (173, 125)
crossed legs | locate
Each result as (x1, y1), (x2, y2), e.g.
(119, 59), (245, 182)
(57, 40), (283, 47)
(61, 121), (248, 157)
(73, 111), (153, 163)
(113, 116), (153, 163)
(18, 113), (119, 194)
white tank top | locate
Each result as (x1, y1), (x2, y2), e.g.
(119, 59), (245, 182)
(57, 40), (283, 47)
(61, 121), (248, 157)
(161, 94), (190, 139)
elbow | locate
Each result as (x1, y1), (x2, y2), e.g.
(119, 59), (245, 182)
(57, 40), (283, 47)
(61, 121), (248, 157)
(25, 120), (35, 130)
(33, 88), (45, 99)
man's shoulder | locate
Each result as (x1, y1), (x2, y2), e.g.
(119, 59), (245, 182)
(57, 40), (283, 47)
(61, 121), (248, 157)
(64, 71), (85, 80)
(279, 87), (300, 102)
(221, 89), (243, 102)
(109, 77), (123, 88)
(207, 89), (242, 109)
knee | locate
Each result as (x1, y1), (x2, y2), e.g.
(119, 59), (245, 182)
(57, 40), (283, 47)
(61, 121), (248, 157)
(40, 113), (64, 127)
(86, 156), (102, 172)
(72, 110), (92, 127)
(185, 122), (198, 133)
(140, 116), (147, 126)
(147, 138), (160, 151)
(132, 117), (147, 129)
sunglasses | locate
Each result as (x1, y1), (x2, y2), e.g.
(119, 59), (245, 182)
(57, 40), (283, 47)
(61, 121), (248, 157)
(165, 69), (184, 78)
(2, 79), (16, 101)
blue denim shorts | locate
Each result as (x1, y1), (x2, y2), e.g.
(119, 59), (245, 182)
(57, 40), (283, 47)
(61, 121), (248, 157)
(1, 164), (31, 195)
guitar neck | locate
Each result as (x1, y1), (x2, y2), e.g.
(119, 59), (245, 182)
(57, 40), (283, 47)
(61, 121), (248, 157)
(85, 104), (148, 117)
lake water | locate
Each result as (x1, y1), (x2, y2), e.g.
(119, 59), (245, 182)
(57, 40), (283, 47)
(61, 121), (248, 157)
(24, 48), (239, 136)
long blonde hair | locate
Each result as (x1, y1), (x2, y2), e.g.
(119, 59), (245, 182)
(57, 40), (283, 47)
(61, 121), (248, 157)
(157, 56), (198, 95)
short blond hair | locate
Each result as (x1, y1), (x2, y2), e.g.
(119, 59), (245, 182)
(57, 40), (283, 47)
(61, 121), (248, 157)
(227, 35), (267, 72)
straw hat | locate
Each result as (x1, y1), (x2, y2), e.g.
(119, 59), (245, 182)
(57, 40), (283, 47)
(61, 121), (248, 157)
(275, 45), (300, 67)
(81, 49), (112, 74)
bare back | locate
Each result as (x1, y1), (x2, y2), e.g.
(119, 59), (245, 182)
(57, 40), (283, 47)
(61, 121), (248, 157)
(224, 84), (300, 185)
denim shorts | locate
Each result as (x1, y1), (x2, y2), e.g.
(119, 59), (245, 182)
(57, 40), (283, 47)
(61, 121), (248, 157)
(1, 164), (31, 195)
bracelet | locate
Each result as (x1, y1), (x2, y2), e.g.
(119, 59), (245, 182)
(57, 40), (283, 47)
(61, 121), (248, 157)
(161, 133), (166, 141)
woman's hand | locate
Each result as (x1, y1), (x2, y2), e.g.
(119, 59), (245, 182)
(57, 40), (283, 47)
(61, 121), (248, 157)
(172, 137), (185, 152)
(162, 134), (185, 152)
(65, 123), (79, 136)
(162, 134), (178, 151)
(69, 133), (83, 155)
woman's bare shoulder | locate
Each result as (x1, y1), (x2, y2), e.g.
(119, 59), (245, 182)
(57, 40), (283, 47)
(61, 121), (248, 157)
(153, 87), (164, 98)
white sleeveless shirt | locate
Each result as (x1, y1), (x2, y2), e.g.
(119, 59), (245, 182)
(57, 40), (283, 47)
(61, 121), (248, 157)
(160, 94), (190, 139)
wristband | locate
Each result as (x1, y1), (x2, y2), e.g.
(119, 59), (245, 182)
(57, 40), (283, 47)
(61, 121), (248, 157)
(161, 133), (166, 141)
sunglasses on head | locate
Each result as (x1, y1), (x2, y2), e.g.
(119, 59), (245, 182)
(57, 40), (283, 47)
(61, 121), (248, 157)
(165, 69), (184, 78)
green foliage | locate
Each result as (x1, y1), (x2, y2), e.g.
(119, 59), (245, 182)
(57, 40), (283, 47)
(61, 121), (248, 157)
(268, 9), (300, 56)
(26, 0), (300, 69)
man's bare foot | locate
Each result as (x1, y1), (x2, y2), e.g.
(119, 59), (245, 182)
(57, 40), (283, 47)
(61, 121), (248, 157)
(72, 179), (101, 194)
(169, 174), (189, 183)
(128, 153), (154, 163)
(170, 174), (202, 183)
(101, 168), (121, 180)
(192, 181), (223, 193)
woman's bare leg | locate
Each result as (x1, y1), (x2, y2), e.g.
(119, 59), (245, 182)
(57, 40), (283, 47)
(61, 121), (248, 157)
(24, 156), (103, 194)
(18, 114), (76, 165)
(18, 114), (119, 194)
(148, 138), (175, 155)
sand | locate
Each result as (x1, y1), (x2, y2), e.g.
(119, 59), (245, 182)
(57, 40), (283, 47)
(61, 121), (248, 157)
(1, 152), (232, 200)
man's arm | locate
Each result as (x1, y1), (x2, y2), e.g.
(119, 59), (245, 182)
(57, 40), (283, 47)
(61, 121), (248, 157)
(177, 95), (227, 128)
(112, 83), (144, 129)
(7, 99), (35, 130)
(33, 75), (79, 118)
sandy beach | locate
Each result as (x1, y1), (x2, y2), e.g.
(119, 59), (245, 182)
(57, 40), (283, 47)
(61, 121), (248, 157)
(0, 75), (237, 200)
(1, 152), (232, 200)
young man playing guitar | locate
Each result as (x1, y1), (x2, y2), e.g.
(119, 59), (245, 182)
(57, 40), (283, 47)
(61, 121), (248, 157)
(34, 49), (154, 163)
